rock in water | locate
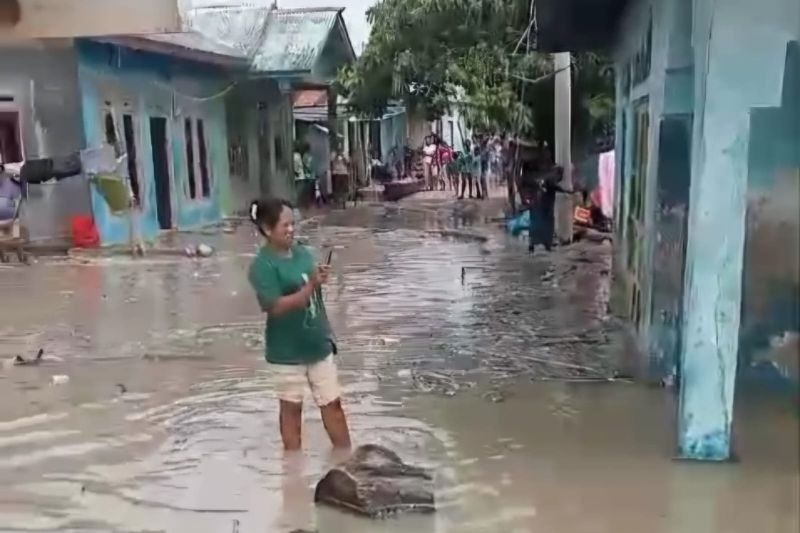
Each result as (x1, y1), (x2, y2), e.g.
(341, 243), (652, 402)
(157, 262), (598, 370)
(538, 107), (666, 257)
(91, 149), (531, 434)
(314, 444), (435, 518)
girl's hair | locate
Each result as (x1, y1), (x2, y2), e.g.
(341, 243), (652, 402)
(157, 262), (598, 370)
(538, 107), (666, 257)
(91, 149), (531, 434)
(249, 198), (293, 236)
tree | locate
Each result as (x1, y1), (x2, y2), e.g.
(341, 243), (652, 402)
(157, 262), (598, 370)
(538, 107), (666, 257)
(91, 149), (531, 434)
(337, 0), (550, 138)
(338, 0), (615, 149)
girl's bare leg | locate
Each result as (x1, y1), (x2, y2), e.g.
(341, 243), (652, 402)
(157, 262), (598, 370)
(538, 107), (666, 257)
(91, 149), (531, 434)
(279, 400), (303, 450)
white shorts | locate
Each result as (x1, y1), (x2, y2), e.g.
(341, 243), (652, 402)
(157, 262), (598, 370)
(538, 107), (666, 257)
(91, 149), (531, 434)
(268, 354), (341, 407)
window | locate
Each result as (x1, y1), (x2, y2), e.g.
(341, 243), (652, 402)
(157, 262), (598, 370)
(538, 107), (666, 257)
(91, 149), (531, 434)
(122, 114), (141, 205)
(184, 118), (197, 199)
(104, 110), (122, 157)
(197, 119), (210, 198)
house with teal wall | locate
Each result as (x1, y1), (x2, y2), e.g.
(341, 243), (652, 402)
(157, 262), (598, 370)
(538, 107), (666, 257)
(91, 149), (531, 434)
(76, 36), (246, 245)
(538, 0), (799, 461)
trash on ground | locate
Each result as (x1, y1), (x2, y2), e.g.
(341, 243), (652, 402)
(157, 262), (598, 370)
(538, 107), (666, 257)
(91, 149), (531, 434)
(51, 374), (70, 385)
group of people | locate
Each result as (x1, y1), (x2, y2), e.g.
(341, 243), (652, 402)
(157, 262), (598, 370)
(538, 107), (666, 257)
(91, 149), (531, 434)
(421, 133), (510, 200)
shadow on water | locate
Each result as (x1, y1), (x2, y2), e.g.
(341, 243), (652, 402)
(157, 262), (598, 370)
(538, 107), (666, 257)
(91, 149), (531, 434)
(0, 198), (797, 532)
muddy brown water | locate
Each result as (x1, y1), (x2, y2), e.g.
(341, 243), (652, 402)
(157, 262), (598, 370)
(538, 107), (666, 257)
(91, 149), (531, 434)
(0, 198), (797, 532)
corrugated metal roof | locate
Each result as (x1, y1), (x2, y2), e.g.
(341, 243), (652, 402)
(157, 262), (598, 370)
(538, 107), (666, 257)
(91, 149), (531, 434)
(253, 8), (341, 73)
(185, 6), (352, 75)
(97, 31), (248, 66)
(142, 32), (244, 58)
(184, 4), (272, 60)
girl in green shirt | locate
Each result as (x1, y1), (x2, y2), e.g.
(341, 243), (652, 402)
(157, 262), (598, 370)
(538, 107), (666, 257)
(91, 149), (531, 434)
(248, 198), (351, 451)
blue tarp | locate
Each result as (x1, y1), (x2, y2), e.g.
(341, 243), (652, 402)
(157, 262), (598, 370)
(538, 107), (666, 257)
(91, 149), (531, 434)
(507, 210), (531, 236)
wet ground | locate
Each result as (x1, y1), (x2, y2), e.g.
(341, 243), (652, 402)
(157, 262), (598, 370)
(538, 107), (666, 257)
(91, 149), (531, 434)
(0, 192), (797, 533)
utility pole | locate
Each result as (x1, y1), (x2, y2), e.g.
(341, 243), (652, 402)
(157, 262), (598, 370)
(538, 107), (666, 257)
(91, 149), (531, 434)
(553, 52), (573, 244)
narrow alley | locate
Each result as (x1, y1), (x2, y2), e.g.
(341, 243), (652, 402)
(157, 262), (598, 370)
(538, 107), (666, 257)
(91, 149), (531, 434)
(0, 194), (796, 533)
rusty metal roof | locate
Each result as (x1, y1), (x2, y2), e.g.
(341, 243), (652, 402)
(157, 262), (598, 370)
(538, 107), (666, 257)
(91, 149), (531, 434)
(293, 89), (328, 108)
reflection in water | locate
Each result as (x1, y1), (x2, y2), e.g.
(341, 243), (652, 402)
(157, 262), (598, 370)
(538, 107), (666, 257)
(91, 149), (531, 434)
(0, 200), (797, 532)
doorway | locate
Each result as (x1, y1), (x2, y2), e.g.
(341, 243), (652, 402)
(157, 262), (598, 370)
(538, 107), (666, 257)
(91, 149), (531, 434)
(149, 117), (172, 230)
(0, 111), (22, 163)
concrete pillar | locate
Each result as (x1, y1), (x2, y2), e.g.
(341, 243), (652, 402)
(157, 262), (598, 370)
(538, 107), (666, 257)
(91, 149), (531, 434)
(553, 52), (573, 243)
(677, 4), (743, 462)
(677, 0), (798, 461)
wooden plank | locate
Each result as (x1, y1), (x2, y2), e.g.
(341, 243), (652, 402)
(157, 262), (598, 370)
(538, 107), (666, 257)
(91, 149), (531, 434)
(0, 0), (181, 40)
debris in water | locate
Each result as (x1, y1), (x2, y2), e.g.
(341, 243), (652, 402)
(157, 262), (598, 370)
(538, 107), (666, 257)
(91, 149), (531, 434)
(482, 390), (507, 403)
(397, 369), (412, 379)
(185, 244), (215, 258)
(315, 444), (435, 518)
(196, 243), (214, 257)
(51, 374), (70, 385)
(13, 348), (44, 367)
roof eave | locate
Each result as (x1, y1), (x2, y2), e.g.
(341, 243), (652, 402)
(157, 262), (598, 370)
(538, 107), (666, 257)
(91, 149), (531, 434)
(97, 36), (249, 68)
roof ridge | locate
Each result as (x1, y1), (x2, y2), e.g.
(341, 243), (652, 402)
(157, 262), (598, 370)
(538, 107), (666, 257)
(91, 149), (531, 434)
(273, 7), (344, 15)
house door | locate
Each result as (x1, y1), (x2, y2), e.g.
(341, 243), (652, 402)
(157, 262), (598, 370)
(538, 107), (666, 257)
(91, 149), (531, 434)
(0, 111), (22, 163)
(149, 117), (172, 230)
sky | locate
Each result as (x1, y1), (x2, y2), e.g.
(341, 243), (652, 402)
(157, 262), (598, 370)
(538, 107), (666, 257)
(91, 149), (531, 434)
(279, 0), (374, 53)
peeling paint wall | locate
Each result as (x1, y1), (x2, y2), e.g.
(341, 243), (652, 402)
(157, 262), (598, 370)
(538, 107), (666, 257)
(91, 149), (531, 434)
(677, 0), (800, 459)
(76, 40), (233, 245)
(740, 41), (800, 385)
(612, 0), (800, 459)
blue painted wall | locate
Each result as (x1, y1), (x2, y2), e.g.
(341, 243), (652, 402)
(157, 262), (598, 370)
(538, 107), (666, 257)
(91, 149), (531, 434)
(76, 40), (233, 245)
(612, 0), (799, 459)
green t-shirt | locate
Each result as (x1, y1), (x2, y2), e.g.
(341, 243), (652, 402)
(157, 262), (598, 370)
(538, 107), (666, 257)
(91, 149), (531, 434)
(248, 244), (332, 365)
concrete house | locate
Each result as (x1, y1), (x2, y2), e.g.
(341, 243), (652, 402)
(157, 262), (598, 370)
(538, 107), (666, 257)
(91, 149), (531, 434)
(0, 36), (244, 245)
(189, 5), (357, 213)
(538, 0), (799, 460)
(77, 36), (246, 244)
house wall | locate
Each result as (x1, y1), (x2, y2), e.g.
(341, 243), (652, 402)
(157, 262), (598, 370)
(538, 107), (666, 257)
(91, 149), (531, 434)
(739, 41), (800, 385)
(379, 112), (407, 167)
(0, 40), (93, 243)
(407, 110), (431, 149)
(226, 79), (294, 209)
(611, 0), (799, 459)
(676, 0), (799, 459)
(0, 40), (84, 160)
(76, 40), (232, 245)
(611, 0), (679, 378)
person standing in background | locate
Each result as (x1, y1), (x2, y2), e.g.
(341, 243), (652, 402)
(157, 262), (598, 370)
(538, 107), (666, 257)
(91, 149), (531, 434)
(478, 139), (490, 200)
(422, 135), (437, 191)
(458, 141), (475, 199)
(330, 145), (350, 208)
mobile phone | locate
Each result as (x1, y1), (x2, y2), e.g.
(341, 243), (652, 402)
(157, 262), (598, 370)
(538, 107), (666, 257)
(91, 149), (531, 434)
(326, 249), (333, 265)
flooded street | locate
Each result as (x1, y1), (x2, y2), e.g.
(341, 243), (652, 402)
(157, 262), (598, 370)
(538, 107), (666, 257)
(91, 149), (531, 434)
(0, 195), (797, 533)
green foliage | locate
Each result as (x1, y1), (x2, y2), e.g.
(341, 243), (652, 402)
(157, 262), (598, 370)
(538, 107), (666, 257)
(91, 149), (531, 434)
(338, 0), (615, 145)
